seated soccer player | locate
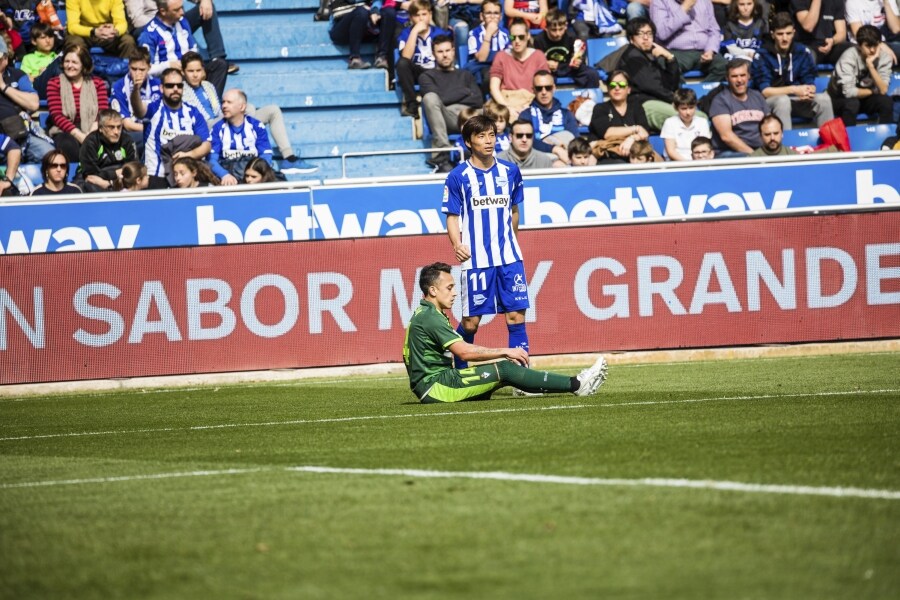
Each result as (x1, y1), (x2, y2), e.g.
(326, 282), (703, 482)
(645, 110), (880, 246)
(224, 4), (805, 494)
(404, 262), (608, 403)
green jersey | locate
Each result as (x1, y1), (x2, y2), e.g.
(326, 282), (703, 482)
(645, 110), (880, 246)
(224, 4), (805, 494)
(403, 300), (463, 392)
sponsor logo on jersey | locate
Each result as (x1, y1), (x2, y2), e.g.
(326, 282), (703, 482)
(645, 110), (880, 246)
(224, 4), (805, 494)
(471, 194), (509, 209)
(473, 293), (487, 306)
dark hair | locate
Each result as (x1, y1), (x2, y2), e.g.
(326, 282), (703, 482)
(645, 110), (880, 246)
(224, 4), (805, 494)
(173, 157), (220, 186)
(726, 57), (750, 75)
(606, 69), (630, 85)
(856, 24), (882, 47)
(419, 262), (452, 295)
(461, 114), (497, 146)
(673, 88), (698, 107)
(758, 113), (783, 133)
(180, 50), (204, 71)
(511, 118), (534, 133)
(533, 69), (553, 82)
(626, 17), (655, 40)
(567, 136), (591, 157)
(691, 136), (713, 151)
(546, 8), (567, 26)
(629, 140), (654, 160)
(120, 161), (147, 191)
(161, 67), (183, 82)
(30, 22), (54, 40)
(62, 43), (93, 77)
(432, 34), (454, 49)
(727, 0), (762, 23)
(409, 0), (432, 15)
(508, 18), (529, 33)
(769, 11), (794, 32)
(456, 106), (480, 130)
(128, 46), (151, 65)
(41, 150), (69, 182)
(243, 157), (278, 183)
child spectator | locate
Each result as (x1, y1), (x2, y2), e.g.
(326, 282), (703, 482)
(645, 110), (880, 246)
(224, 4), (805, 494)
(327, 0), (387, 70)
(20, 23), (57, 80)
(629, 139), (655, 162)
(172, 156), (219, 188)
(827, 25), (894, 126)
(397, 0), (449, 117)
(119, 160), (149, 191)
(456, 106), (481, 130)
(567, 0), (623, 39)
(504, 0), (548, 29)
(660, 88), (711, 160)
(465, 0), (510, 94)
(690, 135), (715, 159)
(532, 8), (601, 88)
(483, 99), (511, 153)
(568, 136), (595, 165)
(2, 0), (61, 52)
(243, 156), (278, 184)
(721, 0), (767, 60)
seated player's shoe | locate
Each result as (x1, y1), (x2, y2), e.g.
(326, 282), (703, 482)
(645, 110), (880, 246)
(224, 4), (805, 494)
(574, 356), (608, 396)
(513, 388), (544, 397)
(280, 159), (318, 174)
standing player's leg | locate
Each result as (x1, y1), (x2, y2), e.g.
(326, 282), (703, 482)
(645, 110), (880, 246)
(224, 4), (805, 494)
(454, 266), (496, 368)
(498, 262), (531, 357)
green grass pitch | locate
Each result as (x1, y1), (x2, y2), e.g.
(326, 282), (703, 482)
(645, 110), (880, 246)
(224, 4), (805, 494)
(1, 352), (898, 599)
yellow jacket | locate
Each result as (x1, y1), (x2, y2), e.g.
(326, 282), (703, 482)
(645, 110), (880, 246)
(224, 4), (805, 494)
(66, 0), (129, 38)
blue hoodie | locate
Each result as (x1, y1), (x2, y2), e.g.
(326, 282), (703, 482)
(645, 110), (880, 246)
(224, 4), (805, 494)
(751, 38), (817, 91)
(528, 98), (580, 153)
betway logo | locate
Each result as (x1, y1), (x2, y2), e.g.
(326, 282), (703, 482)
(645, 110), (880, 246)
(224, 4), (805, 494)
(523, 169), (898, 225)
(0, 225), (140, 255)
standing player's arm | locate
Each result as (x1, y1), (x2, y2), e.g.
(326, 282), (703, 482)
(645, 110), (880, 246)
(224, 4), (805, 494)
(510, 203), (520, 235)
(448, 340), (529, 366)
(446, 214), (471, 262)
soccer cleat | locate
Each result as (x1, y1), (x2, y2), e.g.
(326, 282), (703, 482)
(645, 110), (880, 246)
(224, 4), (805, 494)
(574, 356), (608, 396)
(512, 388), (544, 397)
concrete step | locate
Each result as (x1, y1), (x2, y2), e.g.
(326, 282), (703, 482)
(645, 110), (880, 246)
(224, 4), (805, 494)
(217, 0), (319, 12)
(237, 68), (390, 102)
(283, 154), (435, 181)
(295, 137), (425, 160)
(220, 13), (353, 60)
(281, 107), (414, 145)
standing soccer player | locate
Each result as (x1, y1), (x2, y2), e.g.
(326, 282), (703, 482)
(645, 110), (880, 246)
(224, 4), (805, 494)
(443, 114), (531, 374)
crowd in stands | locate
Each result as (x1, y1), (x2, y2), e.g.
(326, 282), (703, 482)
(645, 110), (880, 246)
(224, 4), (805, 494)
(0, 0), (317, 197)
(375, 0), (900, 171)
(1, 0), (899, 194)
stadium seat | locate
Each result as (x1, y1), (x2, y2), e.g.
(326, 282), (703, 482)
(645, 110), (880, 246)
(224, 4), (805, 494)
(648, 135), (665, 157)
(586, 36), (627, 68)
(782, 127), (820, 147)
(684, 81), (722, 99)
(846, 124), (895, 151)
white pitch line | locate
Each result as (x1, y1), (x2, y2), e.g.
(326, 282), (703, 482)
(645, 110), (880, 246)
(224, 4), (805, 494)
(0, 388), (897, 443)
(0, 468), (268, 489)
(288, 466), (900, 501)
(2, 464), (897, 501)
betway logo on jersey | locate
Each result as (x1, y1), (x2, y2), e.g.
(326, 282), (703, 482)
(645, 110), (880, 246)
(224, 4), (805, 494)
(471, 195), (510, 209)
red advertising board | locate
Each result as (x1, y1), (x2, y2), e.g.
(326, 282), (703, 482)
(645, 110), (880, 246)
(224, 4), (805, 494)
(2, 210), (898, 384)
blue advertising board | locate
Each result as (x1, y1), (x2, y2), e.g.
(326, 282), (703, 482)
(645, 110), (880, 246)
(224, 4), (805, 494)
(2, 156), (898, 254)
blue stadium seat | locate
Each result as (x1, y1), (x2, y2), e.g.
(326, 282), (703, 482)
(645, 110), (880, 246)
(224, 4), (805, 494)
(782, 127), (820, 147)
(684, 81), (721, 99)
(846, 124), (894, 151)
(648, 135), (666, 157)
(586, 36), (627, 68)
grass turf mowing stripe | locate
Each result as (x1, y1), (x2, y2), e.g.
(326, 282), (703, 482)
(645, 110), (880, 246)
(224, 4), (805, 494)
(2, 465), (899, 501)
(0, 388), (897, 443)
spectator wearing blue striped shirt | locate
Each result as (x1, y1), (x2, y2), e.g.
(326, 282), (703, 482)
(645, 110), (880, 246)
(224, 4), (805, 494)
(130, 67), (211, 181)
(137, 0), (228, 98)
(209, 89), (273, 186)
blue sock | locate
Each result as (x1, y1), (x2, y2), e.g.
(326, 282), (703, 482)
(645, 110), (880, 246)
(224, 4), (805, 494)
(507, 322), (529, 355)
(454, 323), (475, 369)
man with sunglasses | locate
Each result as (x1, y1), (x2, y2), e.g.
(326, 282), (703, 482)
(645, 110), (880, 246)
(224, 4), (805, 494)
(499, 118), (566, 169)
(527, 70), (578, 164)
(131, 67), (211, 183)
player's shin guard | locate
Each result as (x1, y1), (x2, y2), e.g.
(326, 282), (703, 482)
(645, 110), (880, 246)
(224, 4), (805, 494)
(454, 323), (475, 369)
(496, 361), (578, 394)
(507, 322), (529, 356)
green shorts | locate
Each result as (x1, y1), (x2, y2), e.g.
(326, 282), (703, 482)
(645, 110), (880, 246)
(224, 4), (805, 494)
(416, 364), (504, 404)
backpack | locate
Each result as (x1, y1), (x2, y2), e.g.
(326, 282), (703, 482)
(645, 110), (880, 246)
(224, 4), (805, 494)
(697, 84), (726, 116)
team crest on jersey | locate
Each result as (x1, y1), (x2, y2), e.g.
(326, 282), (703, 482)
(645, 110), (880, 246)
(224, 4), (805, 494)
(481, 372), (491, 379)
(442, 185), (449, 205)
(473, 294), (487, 306)
(512, 274), (527, 293)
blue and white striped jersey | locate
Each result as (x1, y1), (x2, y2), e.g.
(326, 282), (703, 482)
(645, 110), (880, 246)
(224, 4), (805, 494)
(442, 158), (524, 270)
(110, 75), (162, 122)
(467, 25), (510, 61)
(138, 15), (198, 78)
(209, 116), (273, 178)
(142, 100), (211, 177)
